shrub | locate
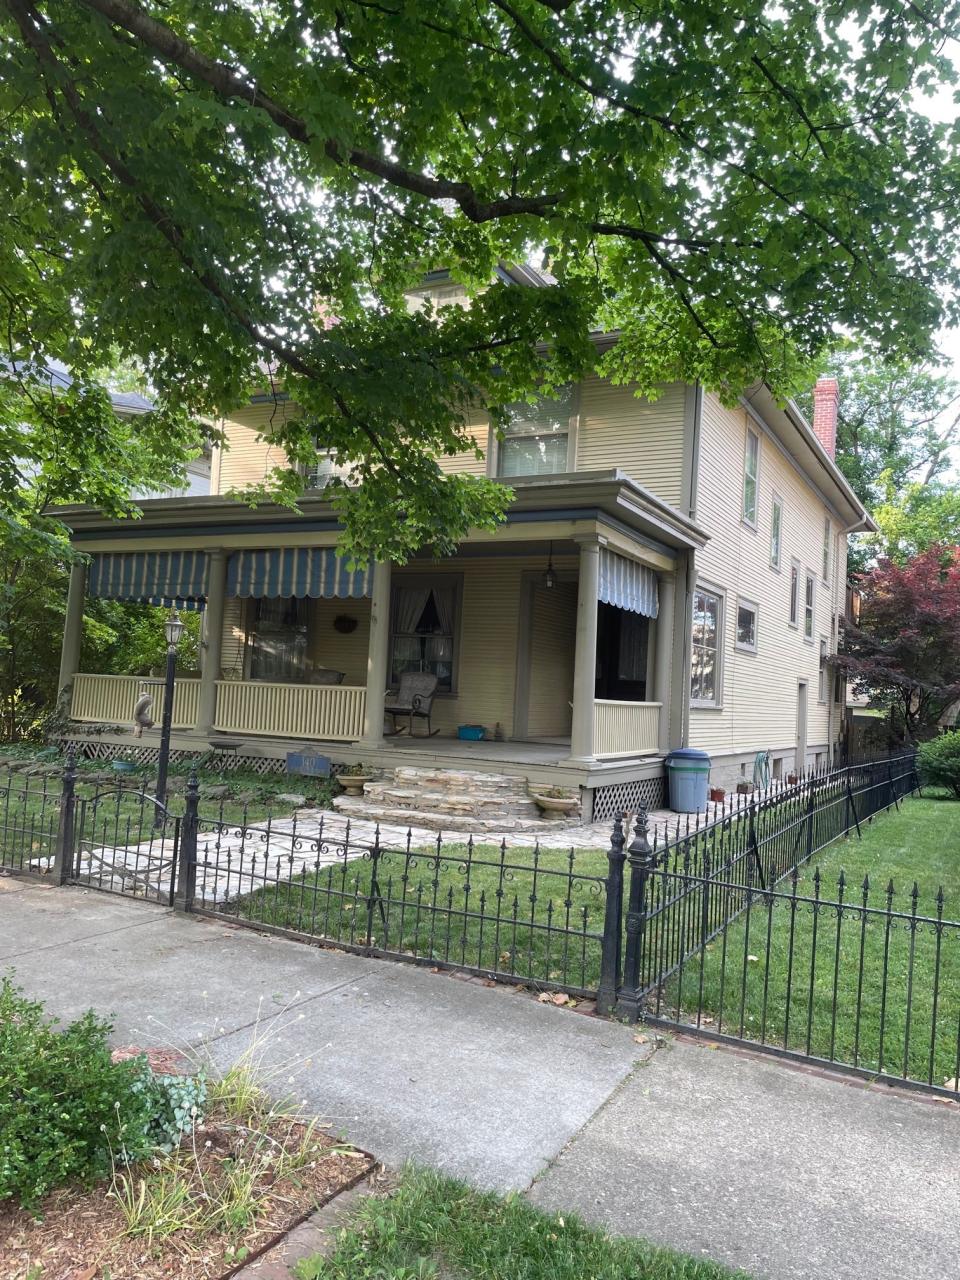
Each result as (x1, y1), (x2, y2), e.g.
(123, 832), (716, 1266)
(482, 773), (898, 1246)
(917, 731), (960, 799)
(0, 978), (154, 1207)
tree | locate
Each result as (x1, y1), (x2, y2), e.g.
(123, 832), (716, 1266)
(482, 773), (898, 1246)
(2, 1), (959, 561)
(0, 362), (203, 739)
(798, 351), (960, 507)
(868, 479), (960, 563)
(839, 546), (960, 740)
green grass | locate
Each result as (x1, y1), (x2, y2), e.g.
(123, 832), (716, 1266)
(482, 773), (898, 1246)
(294, 1167), (749, 1280)
(234, 841), (611, 991)
(666, 795), (960, 1088)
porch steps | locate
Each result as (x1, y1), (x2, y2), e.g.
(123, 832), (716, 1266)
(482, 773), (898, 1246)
(332, 765), (579, 833)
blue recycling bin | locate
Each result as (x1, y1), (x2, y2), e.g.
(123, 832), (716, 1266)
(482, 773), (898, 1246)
(666, 748), (711, 813)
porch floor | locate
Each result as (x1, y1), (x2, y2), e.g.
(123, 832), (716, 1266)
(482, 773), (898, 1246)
(368, 734), (572, 767)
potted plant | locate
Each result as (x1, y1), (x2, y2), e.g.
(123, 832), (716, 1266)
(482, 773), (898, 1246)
(338, 762), (373, 795)
(709, 785), (726, 804)
(735, 780), (754, 795)
(529, 786), (580, 816)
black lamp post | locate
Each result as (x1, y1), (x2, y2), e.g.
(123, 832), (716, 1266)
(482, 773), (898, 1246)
(155, 609), (185, 822)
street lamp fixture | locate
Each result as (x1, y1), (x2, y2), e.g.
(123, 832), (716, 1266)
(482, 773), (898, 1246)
(155, 609), (184, 823)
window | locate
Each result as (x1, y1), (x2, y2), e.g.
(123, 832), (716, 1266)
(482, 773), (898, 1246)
(804, 571), (815, 640)
(497, 387), (572, 477)
(770, 496), (783, 570)
(818, 636), (828, 702)
(390, 581), (459, 693)
(743, 427), (760, 525)
(691, 587), (722, 706)
(789, 559), (800, 627)
(822, 515), (831, 583)
(249, 597), (308, 681)
(735, 599), (758, 653)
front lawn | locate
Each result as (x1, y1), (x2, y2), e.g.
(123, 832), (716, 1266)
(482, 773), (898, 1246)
(233, 841), (611, 992)
(665, 795), (960, 1088)
(295, 1167), (749, 1280)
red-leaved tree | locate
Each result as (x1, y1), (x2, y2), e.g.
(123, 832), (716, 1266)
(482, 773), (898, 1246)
(840, 545), (960, 740)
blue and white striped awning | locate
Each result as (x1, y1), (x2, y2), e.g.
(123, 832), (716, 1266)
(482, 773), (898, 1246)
(598, 548), (659, 619)
(226, 548), (371, 599)
(87, 551), (207, 610)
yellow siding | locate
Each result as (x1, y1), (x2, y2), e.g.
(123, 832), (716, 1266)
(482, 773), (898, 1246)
(689, 394), (847, 768)
(576, 379), (686, 506)
(215, 402), (293, 493)
(525, 582), (577, 737)
(308, 598), (370, 684)
(435, 408), (489, 477)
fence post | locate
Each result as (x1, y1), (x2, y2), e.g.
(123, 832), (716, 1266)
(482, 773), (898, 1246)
(597, 814), (627, 1014)
(52, 745), (78, 886)
(803, 775), (818, 864)
(173, 769), (199, 912)
(616, 808), (656, 1022)
(365, 823), (384, 948)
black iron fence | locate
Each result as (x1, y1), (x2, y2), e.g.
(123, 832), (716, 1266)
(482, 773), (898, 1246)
(7, 746), (958, 1098)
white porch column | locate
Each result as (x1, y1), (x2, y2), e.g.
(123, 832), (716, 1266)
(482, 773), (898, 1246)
(654, 574), (676, 756)
(58, 560), (87, 699)
(361, 560), (392, 746)
(197, 549), (227, 735)
(567, 538), (601, 762)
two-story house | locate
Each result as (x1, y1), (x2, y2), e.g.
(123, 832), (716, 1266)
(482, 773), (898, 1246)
(55, 274), (872, 824)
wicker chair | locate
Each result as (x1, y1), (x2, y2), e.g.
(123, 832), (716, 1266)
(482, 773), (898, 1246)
(385, 671), (439, 737)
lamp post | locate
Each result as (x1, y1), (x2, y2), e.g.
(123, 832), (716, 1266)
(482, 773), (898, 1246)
(155, 610), (185, 823)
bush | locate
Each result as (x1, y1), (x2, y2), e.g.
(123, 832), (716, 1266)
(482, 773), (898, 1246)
(917, 731), (960, 799)
(0, 978), (155, 1207)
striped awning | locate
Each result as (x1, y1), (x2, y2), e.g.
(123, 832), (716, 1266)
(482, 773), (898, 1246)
(226, 548), (371, 599)
(87, 551), (207, 610)
(598, 548), (659, 619)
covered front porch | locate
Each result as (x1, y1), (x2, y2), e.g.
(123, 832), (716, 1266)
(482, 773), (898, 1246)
(58, 475), (706, 792)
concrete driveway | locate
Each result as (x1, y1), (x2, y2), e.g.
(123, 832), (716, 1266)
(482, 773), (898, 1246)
(5, 876), (960, 1279)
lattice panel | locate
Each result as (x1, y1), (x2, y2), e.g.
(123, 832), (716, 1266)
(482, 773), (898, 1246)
(62, 738), (289, 775)
(591, 774), (666, 823)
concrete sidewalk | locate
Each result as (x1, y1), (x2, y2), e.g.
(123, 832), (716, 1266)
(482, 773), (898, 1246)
(4, 878), (960, 1279)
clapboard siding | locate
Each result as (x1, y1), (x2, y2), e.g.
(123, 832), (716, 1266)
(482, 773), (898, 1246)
(525, 581), (577, 738)
(689, 393), (847, 765)
(435, 408), (489, 477)
(214, 402), (292, 492)
(576, 379), (686, 506)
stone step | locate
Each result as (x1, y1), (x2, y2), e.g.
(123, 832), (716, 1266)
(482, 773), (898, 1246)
(361, 784), (542, 819)
(332, 794), (573, 835)
(389, 766), (531, 794)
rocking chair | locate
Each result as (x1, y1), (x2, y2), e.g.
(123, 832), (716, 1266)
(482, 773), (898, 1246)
(385, 671), (439, 737)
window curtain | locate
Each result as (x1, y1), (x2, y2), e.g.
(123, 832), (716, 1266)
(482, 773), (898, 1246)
(393, 585), (432, 634)
(430, 584), (456, 637)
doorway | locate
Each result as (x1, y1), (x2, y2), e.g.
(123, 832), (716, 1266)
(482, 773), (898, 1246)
(796, 680), (808, 773)
(516, 579), (577, 741)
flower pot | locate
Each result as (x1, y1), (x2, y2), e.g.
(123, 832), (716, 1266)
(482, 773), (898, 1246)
(709, 787), (726, 803)
(786, 773), (799, 785)
(339, 773), (372, 795)
(531, 793), (580, 816)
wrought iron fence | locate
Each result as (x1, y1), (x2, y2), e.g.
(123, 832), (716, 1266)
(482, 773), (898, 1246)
(0, 765), (62, 876)
(187, 812), (609, 994)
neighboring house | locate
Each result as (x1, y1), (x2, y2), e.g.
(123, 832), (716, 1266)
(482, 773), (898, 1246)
(54, 272), (873, 822)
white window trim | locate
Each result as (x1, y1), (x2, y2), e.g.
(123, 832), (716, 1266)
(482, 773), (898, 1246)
(742, 425), (760, 529)
(803, 570), (816, 644)
(735, 597), (759, 654)
(770, 494), (784, 571)
(490, 385), (578, 480)
(788, 557), (801, 629)
(690, 581), (725, 710)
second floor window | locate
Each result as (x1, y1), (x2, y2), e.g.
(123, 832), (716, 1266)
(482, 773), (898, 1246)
(804, 571), (815, 640)
(789, 560), (800, 627)
(497, 388), (572, 477)
(743, 427), (760, 525)
(691, 587), (722, 706)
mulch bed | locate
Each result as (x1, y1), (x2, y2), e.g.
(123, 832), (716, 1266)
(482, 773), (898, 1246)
(1, 1108), (375, 1280)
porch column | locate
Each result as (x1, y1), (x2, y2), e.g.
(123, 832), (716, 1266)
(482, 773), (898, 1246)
(58, 560), (87, 698)
(361, 560), (392, 746)
(568, 537), (600, 762)
(654, 574), (676, 755)
(197, 549), (227, 735)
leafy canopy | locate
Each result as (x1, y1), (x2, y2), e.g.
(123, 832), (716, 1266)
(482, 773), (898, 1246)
(3, 0), (960, 559)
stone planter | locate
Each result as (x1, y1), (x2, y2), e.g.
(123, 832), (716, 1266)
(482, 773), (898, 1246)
(530, 793), (580, 817)
(709, 786), (726, 804)
(735, 781), (754, 796)
(339, 773), (372, 796)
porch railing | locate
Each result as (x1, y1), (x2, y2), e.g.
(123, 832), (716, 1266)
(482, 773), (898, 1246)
(593, 699), (661, 759)
(213, 679), (366, 741)
(71, 673), (201, 730)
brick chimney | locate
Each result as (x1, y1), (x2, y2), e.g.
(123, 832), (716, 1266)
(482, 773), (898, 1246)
(811, 377), (839, 458)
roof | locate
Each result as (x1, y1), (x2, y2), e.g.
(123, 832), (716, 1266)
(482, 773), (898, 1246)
(2, 356), (155, 416)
